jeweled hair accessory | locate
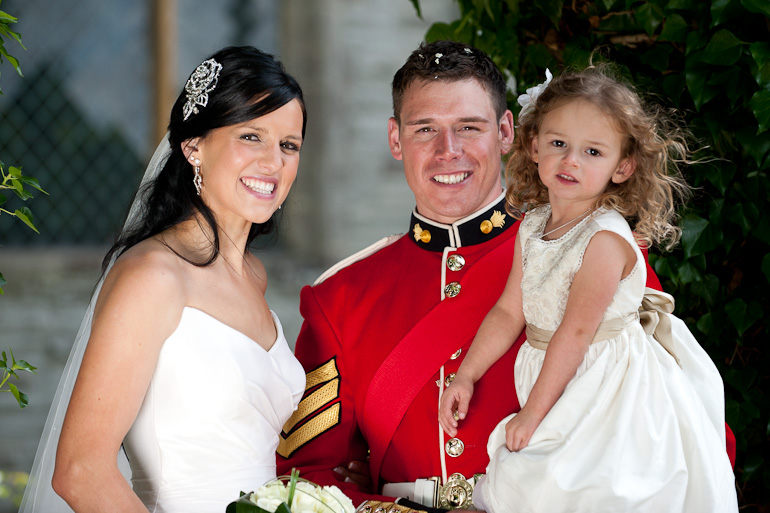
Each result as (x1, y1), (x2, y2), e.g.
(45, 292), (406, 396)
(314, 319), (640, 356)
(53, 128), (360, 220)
(183, 58), (223, 121)
(516, 68), (553, 121)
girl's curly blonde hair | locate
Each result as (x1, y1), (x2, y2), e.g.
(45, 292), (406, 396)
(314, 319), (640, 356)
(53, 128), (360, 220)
(505, 64), (692, 250)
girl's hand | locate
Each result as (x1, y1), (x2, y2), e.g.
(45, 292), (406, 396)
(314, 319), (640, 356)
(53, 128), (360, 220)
(438, 374), (474, 437)
(504, 407), (542, 452)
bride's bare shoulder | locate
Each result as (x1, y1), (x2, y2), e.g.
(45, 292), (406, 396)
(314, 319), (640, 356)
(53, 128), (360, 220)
(99, 237), (189, 309)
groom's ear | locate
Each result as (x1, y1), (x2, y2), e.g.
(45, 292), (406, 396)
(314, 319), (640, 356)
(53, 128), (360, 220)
(388, 117), (403, 161)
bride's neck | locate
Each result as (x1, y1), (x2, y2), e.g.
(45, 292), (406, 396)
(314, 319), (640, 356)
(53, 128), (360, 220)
(163, 215), (250, 268)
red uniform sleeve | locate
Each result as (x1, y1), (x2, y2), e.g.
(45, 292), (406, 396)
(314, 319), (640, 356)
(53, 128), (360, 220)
(277, 285), (392, 506)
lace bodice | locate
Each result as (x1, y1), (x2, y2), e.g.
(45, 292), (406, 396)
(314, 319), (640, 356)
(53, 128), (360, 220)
(519, 206), (646, 331)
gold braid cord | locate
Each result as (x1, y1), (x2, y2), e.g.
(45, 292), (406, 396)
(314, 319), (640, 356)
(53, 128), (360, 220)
(277, 358), (341, 458)
(357, 501), (426, 513)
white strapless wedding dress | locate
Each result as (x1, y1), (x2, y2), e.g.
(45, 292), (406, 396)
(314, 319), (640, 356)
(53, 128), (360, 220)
(123, 307), (305, 513)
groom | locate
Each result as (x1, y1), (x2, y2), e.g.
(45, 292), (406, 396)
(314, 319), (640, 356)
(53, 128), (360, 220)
(277, 40), (725, 512)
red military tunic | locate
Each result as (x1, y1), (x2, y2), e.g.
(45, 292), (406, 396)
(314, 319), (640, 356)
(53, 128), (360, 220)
(277, 193), (678, 510)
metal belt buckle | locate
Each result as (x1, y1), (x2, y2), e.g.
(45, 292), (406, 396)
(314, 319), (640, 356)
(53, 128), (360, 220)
(438, 473), (474, 510)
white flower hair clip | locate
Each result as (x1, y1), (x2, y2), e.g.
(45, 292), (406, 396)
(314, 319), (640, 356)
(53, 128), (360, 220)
(183, 58), (223, 121)
(516, 68), (553, 120)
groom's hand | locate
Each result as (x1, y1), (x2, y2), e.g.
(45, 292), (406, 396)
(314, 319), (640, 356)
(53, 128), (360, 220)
(334, 460), (373, 492)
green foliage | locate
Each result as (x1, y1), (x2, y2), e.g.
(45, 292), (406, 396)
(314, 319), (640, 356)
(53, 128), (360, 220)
(412, 0), (769, 508)
(0, 348), (37, 408)
(0, 2), (36, 407)
(0, 2), (24, 95)
(0, 161), (48, 243)
(0, 0), (40, 293)
(0, 470), (29, 509)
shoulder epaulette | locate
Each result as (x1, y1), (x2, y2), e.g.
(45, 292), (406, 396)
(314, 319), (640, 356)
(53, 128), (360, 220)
(313, 234), (402, 285)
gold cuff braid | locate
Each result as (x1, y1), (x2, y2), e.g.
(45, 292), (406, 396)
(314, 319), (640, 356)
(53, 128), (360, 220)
(356, 500), (426, 513)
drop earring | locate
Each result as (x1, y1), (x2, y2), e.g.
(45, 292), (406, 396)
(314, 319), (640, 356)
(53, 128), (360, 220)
(190, 156), (202, 196)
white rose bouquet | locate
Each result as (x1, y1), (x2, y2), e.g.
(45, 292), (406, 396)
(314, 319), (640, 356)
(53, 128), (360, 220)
(227, 469), (356, 513)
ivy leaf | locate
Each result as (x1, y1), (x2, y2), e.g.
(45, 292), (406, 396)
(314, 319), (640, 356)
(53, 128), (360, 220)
(680, 214), (722, 258)
(658, 13), (688, 43)
(711, 0), (745, 27)
(8, 383), (29, 408)
(677, 260), (702, 283)
(755, 214), (770, 245)
(665, 0), (695, 9)
(691, 273), (720, 305)
(696, 312), (723, 338)
(726, 203), (752, 235)
(761, 253), (770, 283)
(703, 160), (735, 195)
(13, 359), (37, 373)
(702, 29), (743, 66)
(599, 0), (614, 10)
(425, 22), (459, 43)
(735, 125), (770, 167)
(724, 398), (758, 431)
(0, 271), (5, 295)
(685, 30), (708, 55)
(724, 367), (757, 395)
(11, 182), (32, 200)
(532, 0), (564, 26)
(0, 191), (6, 206)
(635, 2), (665, 36)
(14, 206), (39, 233)
(0, 11), (20, 24)
(18, 175), (47, 194)
(685, 56), (720, 110)
(749, 91), (770, 134)
(639, 44), (672, 72)
(408, 0), (423, 18)
(740, 0), (770, 17)
(725, 298), (762, 336)
(660, 73), (687, 105)
(749, 42), (770, 90)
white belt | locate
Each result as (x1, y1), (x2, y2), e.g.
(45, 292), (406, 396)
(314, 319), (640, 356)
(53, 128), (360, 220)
(382, 473), (480, 510)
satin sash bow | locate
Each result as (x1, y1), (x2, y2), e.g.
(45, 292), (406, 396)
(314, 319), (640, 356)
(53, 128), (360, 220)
(525, 287), (680, 366)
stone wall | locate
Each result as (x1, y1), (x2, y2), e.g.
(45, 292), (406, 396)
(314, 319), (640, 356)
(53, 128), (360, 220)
(280, 0), (458, 264)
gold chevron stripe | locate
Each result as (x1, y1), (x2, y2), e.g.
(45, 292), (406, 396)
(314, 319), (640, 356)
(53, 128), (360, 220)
(283, 378), (340, 433)
(277, 403), (341, 458)
(305, 358), (339, 390)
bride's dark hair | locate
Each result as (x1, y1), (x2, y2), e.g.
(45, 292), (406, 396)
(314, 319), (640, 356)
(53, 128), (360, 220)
(102, 46), (307, 273)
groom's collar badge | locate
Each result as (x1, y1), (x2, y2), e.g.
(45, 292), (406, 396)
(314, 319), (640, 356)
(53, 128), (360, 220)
(410, 196), (515, 251)
(183, 58), (223, 121)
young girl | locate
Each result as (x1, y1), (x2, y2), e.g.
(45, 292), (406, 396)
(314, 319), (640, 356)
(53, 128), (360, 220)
(438, 66), (738, 512)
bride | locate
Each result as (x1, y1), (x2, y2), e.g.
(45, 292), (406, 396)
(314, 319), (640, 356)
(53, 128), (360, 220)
(20, 46), (307, 512)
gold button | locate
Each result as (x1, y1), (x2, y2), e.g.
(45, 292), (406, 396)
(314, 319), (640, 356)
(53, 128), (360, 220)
(444, 281), (461, 298)
(420, 229), (431, 243)
(480, 219), (493, 234)
(450, 348), (462, 360)
(447, 254), (465, 271)
(445, 373), (456, 387)
(445, 437), (465, 457)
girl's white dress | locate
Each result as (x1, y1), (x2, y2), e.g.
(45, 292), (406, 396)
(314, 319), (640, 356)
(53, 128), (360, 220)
(123, 308), (306, 513)
(475, 206), (738, 513)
